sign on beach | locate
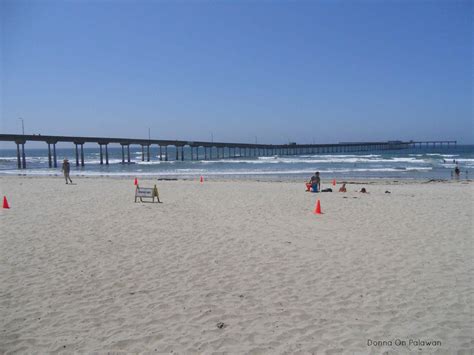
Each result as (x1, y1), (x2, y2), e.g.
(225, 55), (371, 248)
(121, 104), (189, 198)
(135, 184), (161, 203)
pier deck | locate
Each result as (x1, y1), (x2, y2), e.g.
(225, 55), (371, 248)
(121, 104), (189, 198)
(0, 134), (456, 169)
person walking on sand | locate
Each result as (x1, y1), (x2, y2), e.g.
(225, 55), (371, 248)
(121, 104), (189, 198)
(62, 158), (73, 184)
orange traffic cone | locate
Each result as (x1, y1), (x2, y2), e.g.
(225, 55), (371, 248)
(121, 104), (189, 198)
(200, 176), (204, 183)
(134, 178), (138, 186)
(332, 179), (336, 186)
(3, 196), (10, 209)
(314, 199), (322, 214)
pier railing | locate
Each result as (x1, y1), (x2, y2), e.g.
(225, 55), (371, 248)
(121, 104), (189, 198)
(0, 134), (456, 169)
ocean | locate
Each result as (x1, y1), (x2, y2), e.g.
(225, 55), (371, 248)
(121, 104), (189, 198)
(0, 145), (473, 181)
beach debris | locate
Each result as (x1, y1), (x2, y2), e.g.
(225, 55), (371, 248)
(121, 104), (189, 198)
(346, 181), (376, 185)
(3, 196), (10, 209)
(314, 199), (322, 214)
(216, 322), (226, 329)
(385, 190), (391, 194)
(239, 294), (244, 298)
(424, 179), (447, 183)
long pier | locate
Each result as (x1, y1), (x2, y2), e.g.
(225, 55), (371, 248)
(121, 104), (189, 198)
(0, 134), (456, 169)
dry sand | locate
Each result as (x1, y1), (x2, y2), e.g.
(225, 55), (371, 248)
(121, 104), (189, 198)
(0, 176), (473, 354)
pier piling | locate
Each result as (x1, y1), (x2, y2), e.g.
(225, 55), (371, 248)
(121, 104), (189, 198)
(16, 143), (21, 169)
(53, 144), (57, 167)
(47, 144), (52, 168)
(81, 144), (85, 166)
(99, 144), (103, 165)
(75, 144), (79, 167)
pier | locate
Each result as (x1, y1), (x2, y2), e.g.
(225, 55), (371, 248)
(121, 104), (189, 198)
(0, 134), (456, 169)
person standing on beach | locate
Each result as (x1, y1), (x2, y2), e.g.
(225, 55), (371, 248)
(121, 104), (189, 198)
(454, 165), (460, 179)
(62, 158), (73, 184)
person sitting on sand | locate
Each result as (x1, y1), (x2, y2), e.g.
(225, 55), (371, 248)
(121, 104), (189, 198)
(309, 172), (321, 192)
(339, 183), (347, 192)
(62, 158), (73, 184)
(306, 172), (318, 192)
(360, 187), (368, 193)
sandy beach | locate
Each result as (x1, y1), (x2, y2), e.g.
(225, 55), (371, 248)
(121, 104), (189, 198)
(0, 176), (472, 354)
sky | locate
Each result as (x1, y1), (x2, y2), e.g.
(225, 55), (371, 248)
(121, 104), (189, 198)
(1, 0), (473, 147)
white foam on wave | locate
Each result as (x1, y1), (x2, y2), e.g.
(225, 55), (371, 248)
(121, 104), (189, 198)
(426, 153), (459, 157)
(199, 156), (424, 164)
(404, 167), (433, 171)
(258, 156), (279, 160)
(136, 161), (164, 165)
(0, 156), (20, 161)
(83, 159), (124, 165)
(285, 157), (421, 164)
(201, 159), (272, 164)
(298, 154), (382, 158)
(0, 156), (51, 163)
(325, 154), (381, 158)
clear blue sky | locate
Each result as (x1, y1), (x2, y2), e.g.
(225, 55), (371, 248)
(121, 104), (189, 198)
(1, 0), (472, 145)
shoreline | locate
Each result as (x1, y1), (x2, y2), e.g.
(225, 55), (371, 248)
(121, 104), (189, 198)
(0, 174), (472, 185)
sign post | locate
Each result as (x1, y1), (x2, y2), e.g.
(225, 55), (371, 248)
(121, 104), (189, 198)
(135, 184), (161, 203)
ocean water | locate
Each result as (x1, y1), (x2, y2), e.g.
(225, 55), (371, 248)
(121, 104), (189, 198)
(0, 145), (472, 181)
